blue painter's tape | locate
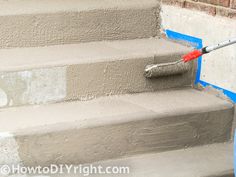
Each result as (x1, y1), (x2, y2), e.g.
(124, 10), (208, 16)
(165, 30), (202, 85)
(166, 30), (202, 49)
(199, 80), (236, 103)
(165, 29), (236, 103)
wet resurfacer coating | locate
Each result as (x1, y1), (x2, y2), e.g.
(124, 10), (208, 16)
(145, 60), (191, 78)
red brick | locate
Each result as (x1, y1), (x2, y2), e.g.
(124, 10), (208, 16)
(216, 6), (236, 17)
(198, 0), (230, 7)
(184, 1), (217, 15)
(231, 0), (236, 9)
(161, 0), (236, 18)
(162, 0), (186, 7)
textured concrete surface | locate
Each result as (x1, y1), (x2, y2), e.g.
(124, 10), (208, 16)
(0, 38), (192, 108)
(55, 143), (233, 177)
(0, 0), (160, 48)
(4, 143), (234, 177)
(231, 104), (236, 139)
(0, 132), (21, 166)
(0, 89), (233, 166)
(0, 38), (191, 71)
(0, 67), (66, 107)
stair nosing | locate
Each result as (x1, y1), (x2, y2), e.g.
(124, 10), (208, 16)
(0, 88), (233, 134)
(0, 38), (191, 72)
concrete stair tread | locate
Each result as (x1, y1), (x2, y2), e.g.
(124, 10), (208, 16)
(12, 143), (233, 177)
(0, 88), (232, 133)
(0, 38), (191, 71)
(0, 0), (158, 16)
(81, 143), (233, 177)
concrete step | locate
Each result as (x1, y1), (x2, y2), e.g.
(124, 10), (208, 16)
(0, 38), (192, 108)
(50, 143), (233, 177)
(0, 0), (160, 48)
(3, 143), (234, 177)
(14, 143), (231, 177)
(4, 144), (234, 177)
(0, 89), (233, 166)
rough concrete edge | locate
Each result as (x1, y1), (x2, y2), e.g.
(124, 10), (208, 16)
(0, 0), (160, 16)
(232, 105), (236, 140)
(194, 84), (232, 102)
(194, 84), (235, 140)
(0, 132), (22, 166)
(206, 169), (234, 177)
(12, 105), (234, 139)
(155, 0), (162, 38)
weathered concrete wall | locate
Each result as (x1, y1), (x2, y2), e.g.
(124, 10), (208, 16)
(161, 4), (236, 94)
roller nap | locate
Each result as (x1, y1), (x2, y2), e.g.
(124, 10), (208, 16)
(145, 61), (191, 78)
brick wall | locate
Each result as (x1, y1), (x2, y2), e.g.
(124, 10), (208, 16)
(162, 0), (236, 18)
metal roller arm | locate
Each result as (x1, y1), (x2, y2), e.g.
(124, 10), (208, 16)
(205, 37), (236, 53)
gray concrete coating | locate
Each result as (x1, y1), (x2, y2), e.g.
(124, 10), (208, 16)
(0, 0), (160, 48)
(0, 38), (192, 108)
(0, 89), (233, 166)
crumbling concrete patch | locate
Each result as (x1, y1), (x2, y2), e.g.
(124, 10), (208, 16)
(0, 67), (66, 108)
(0, 88), (8, 107)
(196, 85), (231, 102)
(0, 132), (21, 166)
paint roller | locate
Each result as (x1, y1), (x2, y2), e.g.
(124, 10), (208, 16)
(145, 37), (236, 78)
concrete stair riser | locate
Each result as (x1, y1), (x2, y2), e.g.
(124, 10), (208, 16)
(66, 56), (194, 101)
(0, 0), (160, 48)
(0, 56), (193, 108)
